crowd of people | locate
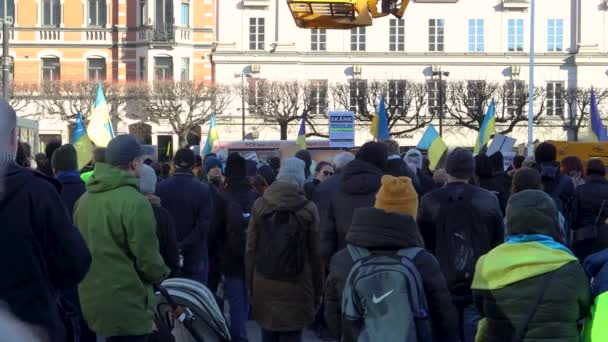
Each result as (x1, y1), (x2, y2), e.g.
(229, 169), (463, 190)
(2, 98), (608, 342)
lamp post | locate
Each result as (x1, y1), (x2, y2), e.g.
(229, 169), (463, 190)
(1, 4), (12, 102)
(527, 0), (536, 156)
(235, 72), (252, 140)
(432, 65), (449, 137)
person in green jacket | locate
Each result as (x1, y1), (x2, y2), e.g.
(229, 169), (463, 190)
(74, 135), (169, 342)
(582, 248), (608, 341)
(80, 147), (106, 183)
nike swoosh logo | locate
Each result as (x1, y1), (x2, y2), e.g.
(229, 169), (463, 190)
(372, 290), (394, 304)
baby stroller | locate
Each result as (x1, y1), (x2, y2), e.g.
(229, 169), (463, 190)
(154, 278), (231, 342)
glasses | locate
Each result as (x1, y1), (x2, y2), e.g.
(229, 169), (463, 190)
(323, 171), (334, 177)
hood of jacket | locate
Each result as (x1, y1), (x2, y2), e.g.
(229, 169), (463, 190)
(0, 163), (60, 207)
(262, 180), (308, 209)
(346, 207), (424, 249)
(339, 159), (383, 195)
(404, 149), (423, 170)
(86, 162), (139, 194)
(584, 249), (608, 297)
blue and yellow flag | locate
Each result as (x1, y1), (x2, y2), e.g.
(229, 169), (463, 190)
(87, 83), (114, 147)
(202, 114), (219, 155)
(417, 124), (448, 170)
(588, 90), (608, 142)
(296, 111), (307, 149)
(370, 95), (390, 141)
(72, 112), (93, 170)
(474, 99), (496, 153)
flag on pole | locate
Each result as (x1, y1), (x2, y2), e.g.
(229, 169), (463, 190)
(588, 89), (608, 142)
(370, 95), (390, 140)
(474, 99), (496, 154)
(87, 83), (115, 147)
(202, 115), (219, 155)
(296, 111), (307, 149)
(72, 112), (93, 170)
(417, 124), (448, 170)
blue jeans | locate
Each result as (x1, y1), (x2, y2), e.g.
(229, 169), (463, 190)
(458, 303), (481, 342)
(225, 277), (249, 342)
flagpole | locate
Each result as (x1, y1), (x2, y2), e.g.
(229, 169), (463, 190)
(527, 0), (535, 156)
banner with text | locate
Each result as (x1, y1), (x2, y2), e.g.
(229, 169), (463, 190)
(328, 111), (355, 148)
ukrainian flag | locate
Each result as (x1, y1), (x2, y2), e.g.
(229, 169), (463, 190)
(202, 114), (219, 155)
(474, 99), (496, 154)
(588, 90), (608, 142)
(417, 124), (448, 170)
(296, 111), (307, 149)
(370, 95), (390, 141)
(72, 112), (93, 170)
(87, 83), (115, 147)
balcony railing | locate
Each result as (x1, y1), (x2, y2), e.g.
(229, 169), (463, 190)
(0, 30), (15, 41)
(39, 28), (62, 41)
(175, 27), (191, 42)
(137, 25), (175, 43)
(85, 29), (108, 42)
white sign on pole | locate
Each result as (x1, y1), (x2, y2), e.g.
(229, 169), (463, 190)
(328, 111), (355, 148)
(487, 134), (517, 156)
(503, 152), (517, 171)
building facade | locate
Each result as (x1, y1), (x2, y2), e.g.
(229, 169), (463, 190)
(213, 0), (608, 146)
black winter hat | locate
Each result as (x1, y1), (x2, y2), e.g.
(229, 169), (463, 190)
(446, 148), (475, 179)
(356, 141), (388, 170)
(174, 148), (195, 169)
(225, 153), (247, 178)
(295, 149), (312, 178)
(257, 164), (276, 185)
(535, 142), (557, 163)
(474, 154), (493, 179)
(51, 144), (78, 172)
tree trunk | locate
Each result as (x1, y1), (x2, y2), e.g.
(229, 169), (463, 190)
(280, 123), (288, 140)
(179, 132), (188, 147)
(573, 128), (579, 142)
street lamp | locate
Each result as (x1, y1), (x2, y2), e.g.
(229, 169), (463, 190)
(235, 71), (253, 140)
(431, 65), (449, 137)
(1, 6), (12, 102)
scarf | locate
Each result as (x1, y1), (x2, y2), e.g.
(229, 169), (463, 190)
(506, 234), (574, 256)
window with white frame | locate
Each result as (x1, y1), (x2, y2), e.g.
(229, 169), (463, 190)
(311, 29), (326, 51)
(547, 19), (563, 52)
(139, 0), (147, 26)
(508, 19), (524, 52)
(349, 79), (367, 113)
(180, 57), (189, 81)
(389, 19), (405, 52)
(41, 57), (60, 81)
(42, 0), (61, 27)
(248, 78), (265, 114)
(87, 58), (106, 81)
(468, 19), (484, 52)
(429, 19), (445, 52)
(88, 0), (107, 27)
(249, 18), (265, 50)
(180, 1), (189, 27)
(309, 80), (328, 115)
(466, 80), (485, 111)
(154, 57), (173, 81)
(546, 82), (564, 116)
(427, 79), (446, 115)
(0, 0), (15, 22)
(350, 27), (366, 51)
(387, 80), (407, 110)
(506, 80), (525, 117)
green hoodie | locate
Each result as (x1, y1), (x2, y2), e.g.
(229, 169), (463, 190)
(74, 162), (169, 337)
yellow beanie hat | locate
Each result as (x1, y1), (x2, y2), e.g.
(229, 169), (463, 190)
(374, 175), (419, 218)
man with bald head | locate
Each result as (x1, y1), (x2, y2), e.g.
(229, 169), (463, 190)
(0, 101), (92, 342)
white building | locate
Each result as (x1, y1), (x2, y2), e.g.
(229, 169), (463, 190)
(213, 0), (608, 147)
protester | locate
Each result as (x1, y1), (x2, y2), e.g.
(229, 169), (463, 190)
(268, 156), (281, 175)
(311, 151), (354, 208)
(51, 144), (86, 216)
(582, 248), (608, 341)
(80, 148), (106, 183)
(571, 159), (608, 261)
(221, 153), (258, 342)
(15, 141), (32, 168)
(245, 158), (323, 342)
(139, 164), (181, 277)
(194, 154), (205, 181)
(205, 155), (224, 189)
(0, 101), (91, 342)
(417, 147), (504, 342)
(433, 168), (448, 188)
(35, 152), (54, 176)
(320, 142), (387, 263)
(474, 154), (508, 214)
(295, 149), (313, 181)
(74, 135), (168, 342)
(507, 155), (525, 177)
(160, 162), (171, 180)
(511, 167), (543, 194)
(472, 190), (591, 341)
(206, 156), (228, 310)
(489, 152), (511, 202)
(325, 175), (459, 342)
(382, 139), (418, 185)
(304, 161), (334, 200)
(404, 148), (435, 195)
(535, 142), (575, 216)
(562, 155), (586, 187)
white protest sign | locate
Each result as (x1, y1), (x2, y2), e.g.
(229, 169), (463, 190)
(328, 111), (355, 148)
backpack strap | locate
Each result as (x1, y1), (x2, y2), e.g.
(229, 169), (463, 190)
(396, 247), (424, 260)
(347, 244), (371, 262)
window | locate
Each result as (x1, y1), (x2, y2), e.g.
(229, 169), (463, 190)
(349, 79), (367, 113)
(508, 19), (524, 52)
(0, 0), (15, 22)
(546, 82), (564, 116)
(41, 57), (60, 81)
(139, 0), (146, 26)
(42, 0), (61, 27)
(350, 27), (366, 51)
(468, 19), (484, 52)
(429, 19), (444, 52)
(387, 80), (407, 110)
(506, 80), (525, 117)
(154, 57), (173, 81)
(466, 80), (485, 112)
(249, 18), (265, 50)
(248, 78), (265, 114)
(180, 1), (189, 27)
(389, 19), (405, 52)
(88, 0), (107, 26)
(180, 57), (189, 81)
(548, 19), (563, 52)
(427, 79), (446, 115)
(311, 29), (326, 51)
(87, 58), (106, 81)
(309, 80), (328, 115)
(156, 0), (173, 30)
(139, 57), (146, 81)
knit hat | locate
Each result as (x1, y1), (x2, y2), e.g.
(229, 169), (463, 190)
(356, 141), (388, 170)
(50, 144), (78, 172)
(257, 164), (276, 185)
(204, 156), (222, 174)
(174, 148), (195, 169)
(446, 148), (475, 179)
(225, 153), (246, 179)
(138, 164), (157, 194)
(295, 150), (312, 179)
(277, 157), (306, 188)
(506, 190), (560, 240)
(374, 175), (419, 218)
(404, 149), (423, 170)
(535, 142), (557, 163)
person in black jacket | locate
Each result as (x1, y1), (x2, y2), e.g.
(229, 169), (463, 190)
(325, 175), (459, 342)
(382, 139), (419, 187)
(304, 161), (334, 200)
(51, 144), (86, 217)
(535, 142), (575, 213)
(320, 142), (387, 263)
(404, 148), (435, 196)
(474, 154), (508, 215)
(0, 101), (91, 342)
(157, 148), (213, 284)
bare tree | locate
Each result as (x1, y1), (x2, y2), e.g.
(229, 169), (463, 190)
(10, 83), (39, 117)
(136, 81), (232, 146)
(562, 87), (608, 141)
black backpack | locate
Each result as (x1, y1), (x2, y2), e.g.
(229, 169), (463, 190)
(435, 188), (490, 295)
(255, 201), (310, 280)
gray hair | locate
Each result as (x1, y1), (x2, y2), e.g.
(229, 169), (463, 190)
(334, 152), (355, 171)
